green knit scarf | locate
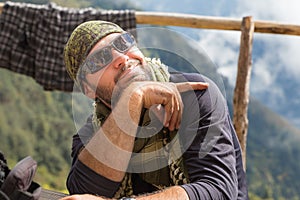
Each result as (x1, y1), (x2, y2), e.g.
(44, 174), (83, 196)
(92, 58), (189, 198)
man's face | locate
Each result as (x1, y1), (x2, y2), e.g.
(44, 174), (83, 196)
(81, 32), (153, 104)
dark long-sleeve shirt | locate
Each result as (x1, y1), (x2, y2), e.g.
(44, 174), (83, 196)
(67, 72), (248, 199)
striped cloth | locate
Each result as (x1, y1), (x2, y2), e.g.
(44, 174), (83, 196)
(0, 1), (136, 91)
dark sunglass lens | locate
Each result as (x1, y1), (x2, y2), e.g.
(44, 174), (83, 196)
(83, 47), (113, 74)
(81, 34), (135, 75)
(113, 33), (134, 52)
(99, 48), (112, 64)
(123, 33), (134, 44)
(91, 48), (112, 71)
(114, 38), (128, 52)
(85, 60), (95, 72)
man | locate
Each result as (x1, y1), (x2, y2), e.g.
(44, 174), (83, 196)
(62, 20), (248, 200)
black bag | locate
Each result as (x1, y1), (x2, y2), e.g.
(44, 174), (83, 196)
(0, 152), (41, 200)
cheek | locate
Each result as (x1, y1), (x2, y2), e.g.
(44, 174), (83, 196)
(96, 68), (117, 88)
(86, 73), (102, 87)
(85, 66), (118, 94)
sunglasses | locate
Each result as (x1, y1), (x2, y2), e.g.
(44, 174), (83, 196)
(78, 32), (135, 79)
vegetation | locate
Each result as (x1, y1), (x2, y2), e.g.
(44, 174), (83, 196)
(0, 68), (74, 191)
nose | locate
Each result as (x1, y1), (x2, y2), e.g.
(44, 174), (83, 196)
(126, 46), (146, 65)
(111, 50), (129, 70)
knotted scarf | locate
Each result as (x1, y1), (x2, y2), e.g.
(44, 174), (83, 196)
(92, 58), (189, 198)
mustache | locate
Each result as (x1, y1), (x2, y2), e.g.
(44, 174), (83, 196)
(114, 59), (142, 83)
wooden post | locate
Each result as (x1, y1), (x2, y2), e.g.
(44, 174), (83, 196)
(0, 2), (3, 14)
(233, 16), (254, 170)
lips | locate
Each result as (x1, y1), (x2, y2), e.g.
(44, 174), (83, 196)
(117, 59), (141, 82)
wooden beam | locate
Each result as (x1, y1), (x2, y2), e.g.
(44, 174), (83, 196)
(233, 16), (254, 170)
(136, 11), (242, 31)
(1, 3), (300, 36)
(254, 20), (300, 35)
(0, 2), (3, 14)
(135, 11), (300, 36)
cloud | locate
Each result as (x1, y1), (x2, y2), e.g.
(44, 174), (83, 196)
(196, 30), (240, 86)
(232, 0), (300, 81)
(277, 37), (300, 76)
(234, 0), (300, 23)
(196, 0), (300, 89)
(251, 47), (281, 92)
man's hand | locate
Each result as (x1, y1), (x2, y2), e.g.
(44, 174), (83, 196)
(128, 81), (208, 131)
(60, 186), (189, 200)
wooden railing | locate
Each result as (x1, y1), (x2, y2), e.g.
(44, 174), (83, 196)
(1, 3), (300, 35)
(0, 3), (3, 13)
(135, 11), (300, 36)
(1, 2), (300, 169)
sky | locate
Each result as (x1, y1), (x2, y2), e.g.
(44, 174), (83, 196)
(129, 0), (300, 127)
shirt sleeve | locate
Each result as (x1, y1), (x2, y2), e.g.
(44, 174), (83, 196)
(66, 115), (121, 197)
(174, 73), (239, 200)
(69, 115), (94, 165)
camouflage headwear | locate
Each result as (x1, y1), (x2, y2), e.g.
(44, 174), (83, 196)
(64, 20), (124, 81)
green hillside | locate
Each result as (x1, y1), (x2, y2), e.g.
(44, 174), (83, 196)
(0, 68), (74, 191)
(224, 88), (300, 200)
(246, 98), (300, 200)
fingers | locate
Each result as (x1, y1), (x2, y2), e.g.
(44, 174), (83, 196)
(151, 88), (177, 129)
(157, 85), (182, 131)
(138, 83), (181, 131)
(131, 81), (206, 131)
(162, 93), (178, 130)
(168, 87), (183, 131)
(165, 81), (208, 130)
(167, 97), (182, 131)
(150, 104), (164, 123)
(176, 82), (209, 93)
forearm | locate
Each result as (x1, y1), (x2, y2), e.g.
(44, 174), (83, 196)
(135, 186), (189, 200)
(61, 186), (189, 200)
(78, 118), (135, 181)
(79, 91), (143, 182)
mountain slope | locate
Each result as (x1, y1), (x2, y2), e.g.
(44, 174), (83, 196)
(233, 94), (300, 199)
(0, 68), (74, 190)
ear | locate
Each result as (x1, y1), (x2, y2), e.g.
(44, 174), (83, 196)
(82, 82), (96, 99)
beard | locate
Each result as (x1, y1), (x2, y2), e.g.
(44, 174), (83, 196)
(96, 59), (154, 106)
